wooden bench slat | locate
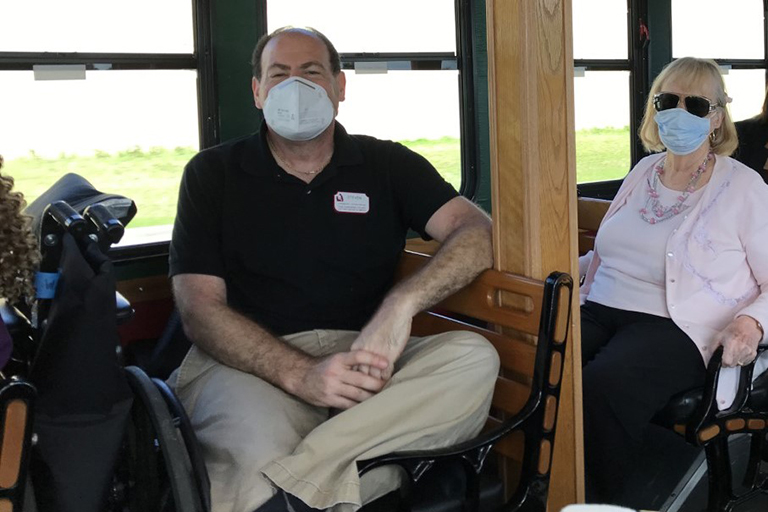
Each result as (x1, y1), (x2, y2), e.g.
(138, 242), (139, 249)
(0, 399), (27, 489)
(578, 230), (598, 256)
(485, 418), (525, 461)
(578, 197), (611, 255)
(577, 197), (611, 231)
(412, 312), (537, 378)
(492, 377), (531, 416)
(117, 275), (172, 303)
(396, 252), (544, 334)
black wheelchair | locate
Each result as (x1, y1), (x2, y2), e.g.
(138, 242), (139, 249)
(0, 173), (209, 512)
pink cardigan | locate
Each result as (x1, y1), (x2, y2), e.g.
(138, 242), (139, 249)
(581, 153), (768, 409)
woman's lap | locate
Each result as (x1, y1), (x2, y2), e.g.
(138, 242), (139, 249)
(580, 301), (706, 502)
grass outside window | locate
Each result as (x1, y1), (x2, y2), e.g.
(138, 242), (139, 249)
(4, 128), (631, 230)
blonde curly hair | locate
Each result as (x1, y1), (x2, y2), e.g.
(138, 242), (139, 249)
(0, 155), (38, 304)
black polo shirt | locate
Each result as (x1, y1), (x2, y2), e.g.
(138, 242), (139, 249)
(169, 122), (458, 335)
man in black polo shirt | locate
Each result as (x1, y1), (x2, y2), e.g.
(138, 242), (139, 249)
(169, 26), (498, 512)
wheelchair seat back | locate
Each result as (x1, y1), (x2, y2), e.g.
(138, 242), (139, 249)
(24, 173), (136, 241)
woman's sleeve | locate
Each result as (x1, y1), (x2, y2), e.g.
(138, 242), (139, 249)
(733, 175), (768, 342)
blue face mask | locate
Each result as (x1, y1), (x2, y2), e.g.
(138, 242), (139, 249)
(654, 108), (712, 155)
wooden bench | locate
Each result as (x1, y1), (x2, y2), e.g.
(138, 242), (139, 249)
(577, 197), (610, 255)
(360, 250), (573, 512)
(115, 247), (574, 512)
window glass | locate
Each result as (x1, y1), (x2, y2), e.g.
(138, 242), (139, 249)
(672, 0), (764, 59)
(0, 70), (200, 232)
(337, 71), (461, 191)
(722, 69), (767, 123)
(266, 1), (461, 191)
(0, 0), (194, 53)
(267, 0), (456, 53)
(572, 0), (628, 59)
(574, 70), (631, 182)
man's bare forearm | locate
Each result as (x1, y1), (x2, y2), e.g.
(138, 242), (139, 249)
(173, 275), (312, 394)
(386, 218), (493, 317)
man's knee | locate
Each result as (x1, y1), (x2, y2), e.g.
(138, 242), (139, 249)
(178, 360), (325, 462)
(439, 331), (500, 378)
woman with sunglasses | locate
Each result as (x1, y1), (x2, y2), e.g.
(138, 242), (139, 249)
(579, 57), (768, 504)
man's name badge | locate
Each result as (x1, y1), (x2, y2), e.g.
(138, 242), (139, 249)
(334, 192), (370, 214)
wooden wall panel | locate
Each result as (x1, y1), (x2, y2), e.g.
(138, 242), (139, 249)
(486, 0), (583, 509)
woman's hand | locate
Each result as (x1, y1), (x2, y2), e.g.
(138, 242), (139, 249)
(715, 315), (763, 367)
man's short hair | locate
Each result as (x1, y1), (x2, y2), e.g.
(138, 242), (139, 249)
(251, 26), (342, 80)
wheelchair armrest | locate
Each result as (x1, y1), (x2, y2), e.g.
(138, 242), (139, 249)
(4, 291), (131, 328)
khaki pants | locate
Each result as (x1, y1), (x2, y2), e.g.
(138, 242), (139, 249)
(170, 329), (499, 512)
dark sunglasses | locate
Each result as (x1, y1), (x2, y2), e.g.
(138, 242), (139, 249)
(653, 92), (719, 118)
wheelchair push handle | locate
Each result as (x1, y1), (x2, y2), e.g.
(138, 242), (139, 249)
(42, 200), (126, 252)
(84, 203), (125, 245)
(45, 201), (87, 238)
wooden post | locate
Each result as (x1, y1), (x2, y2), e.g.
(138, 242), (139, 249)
(486, 0), (583, 509)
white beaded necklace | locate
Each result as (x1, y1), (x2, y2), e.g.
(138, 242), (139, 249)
(639, 152), (711, 224)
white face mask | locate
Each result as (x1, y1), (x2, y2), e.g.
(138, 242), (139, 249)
(262, 77), (335, 141)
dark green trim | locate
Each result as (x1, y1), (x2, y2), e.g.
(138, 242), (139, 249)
(114, 255), (170, 281)
(647, 0), (672, 85)
(629, 0), (650, 166)
(457, 0), (478, 199)
(0, 52), (195, 69)
(213, 0), (264, 143)
(195, 0), (219, 148)
(471, 0), (491, 215)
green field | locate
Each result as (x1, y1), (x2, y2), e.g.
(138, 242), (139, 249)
(575, 127), (631, 183)
(401, 137), (462, 191)
(3, 128), (630, 228)
(6, 147), (197, 228)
